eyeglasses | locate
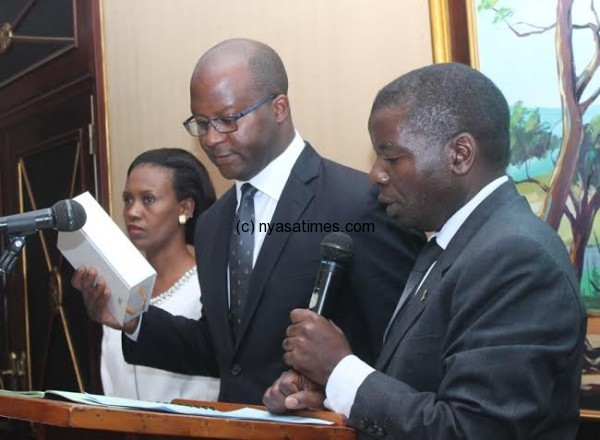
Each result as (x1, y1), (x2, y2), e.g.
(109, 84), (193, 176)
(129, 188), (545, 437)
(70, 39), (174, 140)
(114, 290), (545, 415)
(183, 94), (277, 137)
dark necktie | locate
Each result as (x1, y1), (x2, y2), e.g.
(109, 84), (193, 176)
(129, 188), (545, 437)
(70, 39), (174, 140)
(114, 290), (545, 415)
(384, 238), (443, 340)
(229, 183), (258, 339)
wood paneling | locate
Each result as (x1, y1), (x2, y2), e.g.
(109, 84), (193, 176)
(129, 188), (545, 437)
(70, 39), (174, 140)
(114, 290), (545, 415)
(0, 0), (108, 409)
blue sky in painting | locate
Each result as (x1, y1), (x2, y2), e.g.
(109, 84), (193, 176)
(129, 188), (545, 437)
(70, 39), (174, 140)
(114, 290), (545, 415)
(476, 0), (600, 109)
(475, 0), (600, 179)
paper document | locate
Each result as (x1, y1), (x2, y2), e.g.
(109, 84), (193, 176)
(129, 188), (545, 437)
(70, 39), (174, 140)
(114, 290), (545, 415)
(44, 390), (333, 425)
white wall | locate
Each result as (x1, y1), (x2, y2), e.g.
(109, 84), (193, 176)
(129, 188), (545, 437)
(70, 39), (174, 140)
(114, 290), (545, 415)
(100, 0), (433, 221)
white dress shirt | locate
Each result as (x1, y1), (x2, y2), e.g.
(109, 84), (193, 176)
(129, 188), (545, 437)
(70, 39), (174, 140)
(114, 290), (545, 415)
(228, 132), (305, 305)
(234, 130), (305, 265)
(324, 175), (509, 417)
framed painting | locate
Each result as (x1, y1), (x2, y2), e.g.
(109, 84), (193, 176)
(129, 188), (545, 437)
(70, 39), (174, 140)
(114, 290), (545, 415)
(429, 0), (600, 415)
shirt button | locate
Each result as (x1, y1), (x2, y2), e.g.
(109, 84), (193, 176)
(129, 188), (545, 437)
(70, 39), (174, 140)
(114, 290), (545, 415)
(231, 364), (242, 376)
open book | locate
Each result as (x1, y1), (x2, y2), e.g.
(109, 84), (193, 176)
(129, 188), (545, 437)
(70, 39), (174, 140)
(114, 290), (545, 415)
(0, 389), (332, 426)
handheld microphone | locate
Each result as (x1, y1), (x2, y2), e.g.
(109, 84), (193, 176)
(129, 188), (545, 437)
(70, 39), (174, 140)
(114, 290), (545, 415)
(308, 231), (354, 316)
(0, 199), (87, 235)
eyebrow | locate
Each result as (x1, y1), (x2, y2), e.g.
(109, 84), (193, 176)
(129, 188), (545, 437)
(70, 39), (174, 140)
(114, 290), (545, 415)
(376, 141), (396, 153)
(192, 104), (237, 119)
(122, 189), (159, 196)
(192, 114), (232, 120)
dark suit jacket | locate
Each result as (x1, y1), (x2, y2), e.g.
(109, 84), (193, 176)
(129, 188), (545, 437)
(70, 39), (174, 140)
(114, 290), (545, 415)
(349, 181), (587, 439)
(123, 143), (425, 404)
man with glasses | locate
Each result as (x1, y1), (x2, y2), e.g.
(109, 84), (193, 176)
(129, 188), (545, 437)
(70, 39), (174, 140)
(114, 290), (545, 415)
(76, 38), (424, 404)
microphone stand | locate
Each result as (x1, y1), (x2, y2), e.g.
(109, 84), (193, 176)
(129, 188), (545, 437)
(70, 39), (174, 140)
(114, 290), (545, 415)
(0, 235), (28, 276)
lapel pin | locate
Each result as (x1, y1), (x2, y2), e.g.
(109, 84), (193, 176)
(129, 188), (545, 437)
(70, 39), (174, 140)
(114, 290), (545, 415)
(420, 289), (428, 302)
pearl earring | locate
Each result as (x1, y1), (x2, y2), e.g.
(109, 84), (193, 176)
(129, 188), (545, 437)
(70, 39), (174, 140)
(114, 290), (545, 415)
(178, 214), (188, 225)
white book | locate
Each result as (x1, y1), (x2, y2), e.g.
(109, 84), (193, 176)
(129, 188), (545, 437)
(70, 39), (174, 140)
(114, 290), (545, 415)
(57, 191), (156, 324)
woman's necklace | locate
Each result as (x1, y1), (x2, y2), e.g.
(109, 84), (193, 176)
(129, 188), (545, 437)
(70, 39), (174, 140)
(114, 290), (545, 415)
(150, 266), (197, 306)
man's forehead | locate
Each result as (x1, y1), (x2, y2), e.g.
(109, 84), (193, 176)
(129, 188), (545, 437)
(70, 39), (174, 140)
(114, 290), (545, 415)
(192, 57), (250, 83)
(369, 106), (410, 131)
(371, 103), (411, 118)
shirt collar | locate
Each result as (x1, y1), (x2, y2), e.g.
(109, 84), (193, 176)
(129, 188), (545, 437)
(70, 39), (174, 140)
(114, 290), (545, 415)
(433, 175), (509, 249)
(235, 131), (305, 202)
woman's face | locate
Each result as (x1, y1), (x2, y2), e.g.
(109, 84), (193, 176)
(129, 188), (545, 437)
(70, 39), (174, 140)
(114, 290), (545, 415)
(122, 164), (186, 255)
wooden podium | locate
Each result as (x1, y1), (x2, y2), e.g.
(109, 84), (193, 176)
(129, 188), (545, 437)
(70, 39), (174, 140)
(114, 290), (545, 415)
(0, 393), (355, 439)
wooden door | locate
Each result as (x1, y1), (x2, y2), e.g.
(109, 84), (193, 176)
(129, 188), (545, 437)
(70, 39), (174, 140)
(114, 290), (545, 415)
(0, 0), (108, 403)
(3, 85), (102, 394)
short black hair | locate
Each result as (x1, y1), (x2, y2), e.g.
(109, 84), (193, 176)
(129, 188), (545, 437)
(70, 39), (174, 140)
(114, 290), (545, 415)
(372, 63), (510, 171)
(247, 42), (288, 96)
(202, 38), (288, 96)
(127, 148), (216, 244)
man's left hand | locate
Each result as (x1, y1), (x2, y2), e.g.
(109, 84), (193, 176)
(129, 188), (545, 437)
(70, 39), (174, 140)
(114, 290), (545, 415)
(282, 309), (351, 385)
(263, 369), (325, 414)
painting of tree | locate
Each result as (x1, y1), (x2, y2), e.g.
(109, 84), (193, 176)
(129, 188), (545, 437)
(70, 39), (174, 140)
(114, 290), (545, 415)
(477, 0), (600, 311)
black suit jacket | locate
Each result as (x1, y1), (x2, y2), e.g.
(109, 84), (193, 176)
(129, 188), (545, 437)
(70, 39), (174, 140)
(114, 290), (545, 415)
(123, 144), (425, 403)
(349, 181), (587, 439)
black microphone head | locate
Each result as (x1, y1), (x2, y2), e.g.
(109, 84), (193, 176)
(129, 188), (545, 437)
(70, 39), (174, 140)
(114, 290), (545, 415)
(320, 231), (354, 264)
(53, 199), (87, 231)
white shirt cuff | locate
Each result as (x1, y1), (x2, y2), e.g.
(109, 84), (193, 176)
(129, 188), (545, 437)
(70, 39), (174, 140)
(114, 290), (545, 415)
(124, 315), (142, 341)
(324, 354), (374, 417)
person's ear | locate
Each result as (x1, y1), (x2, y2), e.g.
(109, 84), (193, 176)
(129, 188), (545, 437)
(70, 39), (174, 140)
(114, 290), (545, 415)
(272, 94), (290, 124)
(449, 134), (476, 176)
(179, 197), (195, 220)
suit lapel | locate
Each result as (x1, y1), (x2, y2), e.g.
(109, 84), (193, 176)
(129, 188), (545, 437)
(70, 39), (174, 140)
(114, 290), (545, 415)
(204, 188), (237, 350)
(234, 144), (321, 348)
(376, 267), (439, 370)
(375, 181), (522, 371)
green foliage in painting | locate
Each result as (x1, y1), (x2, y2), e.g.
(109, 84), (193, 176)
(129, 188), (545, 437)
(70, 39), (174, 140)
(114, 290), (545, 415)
(509, 101), (559, 166)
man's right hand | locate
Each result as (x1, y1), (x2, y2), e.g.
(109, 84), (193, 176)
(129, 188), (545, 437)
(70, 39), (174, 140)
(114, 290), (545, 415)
(263, 369), (326, 414)
(71, 266), (139, 333)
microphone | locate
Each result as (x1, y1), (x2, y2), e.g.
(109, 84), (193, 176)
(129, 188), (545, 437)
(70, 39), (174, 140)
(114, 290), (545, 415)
(308, 231), (354, 316)
(0, 199), (87, 235)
